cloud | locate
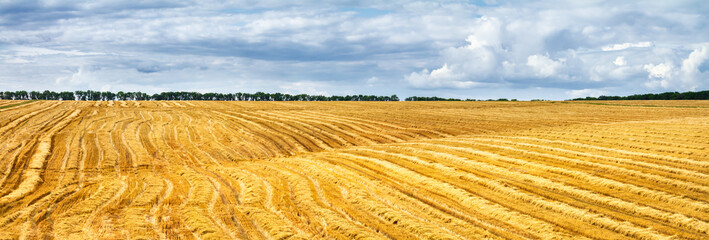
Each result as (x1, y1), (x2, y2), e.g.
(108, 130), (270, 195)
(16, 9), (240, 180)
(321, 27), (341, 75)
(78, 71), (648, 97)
(55, 66), (88, 85)
(406, 64), (485, 89)
(2, 57), (31, 63)
(526, 55), (565, 78)
(405, 16), (502, 88)
(565, 89), (607, 98)
(642, 44), (709, 90)
(7, 46), (103, 57)
(613, 56), (627, 66)
(602, 42), (653, 51)
(644, 63), (673, 79)
(403, 1), (708, 98)
(681, 45), (708, 79)
(277, 80), (331, 96)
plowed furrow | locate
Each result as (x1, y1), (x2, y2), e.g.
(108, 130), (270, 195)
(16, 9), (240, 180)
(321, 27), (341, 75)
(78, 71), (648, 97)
(213, 111), (299, 157)
(310, 153), (571, 239)
(367, 144), (709, 239)
(258, 110), (364, 147)
(226, 111), (314, 153)
(473, 137), (709, 186)
(509, 136), (709, 172)
(0, 109), (81, 205)
(443, 138), (709, 201)
(401, 142), (709, 235)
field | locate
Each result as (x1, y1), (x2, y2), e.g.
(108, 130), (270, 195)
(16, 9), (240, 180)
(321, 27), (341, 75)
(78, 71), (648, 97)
(0, 100), (707, 239)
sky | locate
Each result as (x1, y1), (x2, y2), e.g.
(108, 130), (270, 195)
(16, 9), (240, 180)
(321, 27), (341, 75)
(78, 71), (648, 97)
(0, 0), (707, 100)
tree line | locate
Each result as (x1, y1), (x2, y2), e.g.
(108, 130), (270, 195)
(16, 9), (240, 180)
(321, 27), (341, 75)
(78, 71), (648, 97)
(571, 90), (709, 101)
(6, 89), (704, 102)
(0, 90), (400, 101)
(405, 96), (517, 101)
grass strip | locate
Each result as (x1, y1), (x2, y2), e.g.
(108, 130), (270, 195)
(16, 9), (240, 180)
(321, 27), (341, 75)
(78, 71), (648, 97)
(0, 100), (37, 110)
(561, 101), (709, 109)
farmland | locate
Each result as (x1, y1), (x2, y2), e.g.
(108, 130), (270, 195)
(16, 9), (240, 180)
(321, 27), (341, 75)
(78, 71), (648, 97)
(0, 100), (707, 239)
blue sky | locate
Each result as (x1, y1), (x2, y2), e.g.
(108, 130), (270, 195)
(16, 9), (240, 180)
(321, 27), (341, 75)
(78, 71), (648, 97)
(0, 0), (707, 100)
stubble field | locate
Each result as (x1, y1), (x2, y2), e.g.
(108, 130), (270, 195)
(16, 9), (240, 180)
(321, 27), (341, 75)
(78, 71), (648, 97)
(0, 100), (707, 239)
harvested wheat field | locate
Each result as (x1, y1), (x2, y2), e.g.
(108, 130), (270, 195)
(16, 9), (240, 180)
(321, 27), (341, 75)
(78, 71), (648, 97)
(0, 100), (708, 239)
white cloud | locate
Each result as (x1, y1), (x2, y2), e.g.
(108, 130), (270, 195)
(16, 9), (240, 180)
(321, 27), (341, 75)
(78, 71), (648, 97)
(278, 81), (331, 96)
(8, 46), (104, 57)
(641, 44), (708, 91)
(680, 45), (708, 89)
(589, 57), (643, 82)
(613, 56), (627, 66)
(602, 42), (653, 51)
(526, 55), (564, 78)
(406, 64), (484, 89)
(3, 57), (32, 64)
(405, 16), (503, 89)
(404, 1), (708, 97)
(643, 63), (673, 79)
(366, 76), (378, 87)
(55, 66), (89, 85)
(566, 89), (607, 98)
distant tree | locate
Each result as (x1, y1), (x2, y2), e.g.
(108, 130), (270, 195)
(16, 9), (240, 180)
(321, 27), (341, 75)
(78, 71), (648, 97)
(405, 96), (462, 101)
(101, 91), (115, 101)
(29, 91), (40, 100)
(0, 90), (411, 102)
(59, 91), (75, 100)
(571, 90), (709, 101)
(117, 91), (126, 100)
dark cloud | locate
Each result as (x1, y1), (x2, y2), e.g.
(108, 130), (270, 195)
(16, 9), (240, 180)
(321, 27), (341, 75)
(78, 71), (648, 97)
(0, 0), (186, 26)
(543, 29), (588, 53)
